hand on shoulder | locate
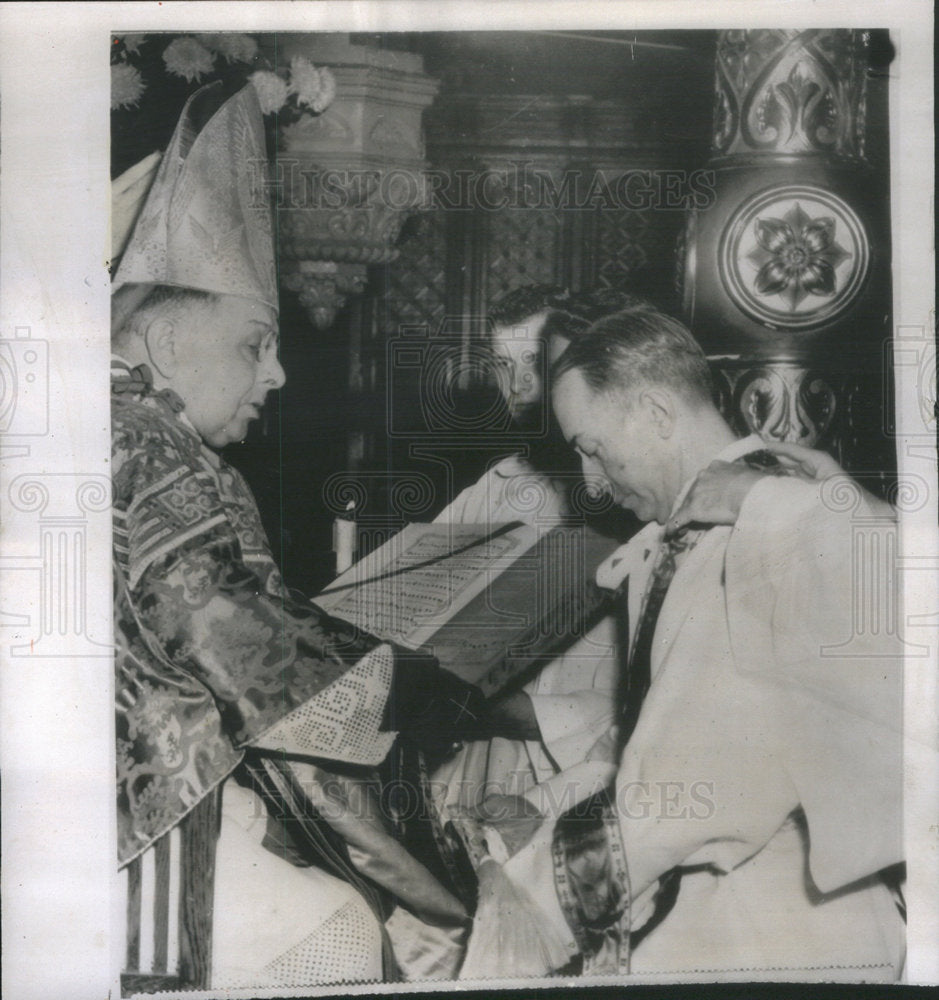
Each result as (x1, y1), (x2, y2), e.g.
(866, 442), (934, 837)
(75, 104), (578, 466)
(668, 460), (763, 536)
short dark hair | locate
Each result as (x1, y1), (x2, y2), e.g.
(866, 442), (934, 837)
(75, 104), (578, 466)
(547, 288), (655, 349)
(552, 304), (713, 406)
(490, 285), (661, 349)
(112, 284), (219, 349)
(488, 284), (570, 327)
(567, 288), (652, 324)
(487, 285), (590, 372)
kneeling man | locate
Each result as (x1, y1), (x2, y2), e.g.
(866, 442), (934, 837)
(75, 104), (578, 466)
(463, 305), (905, 981)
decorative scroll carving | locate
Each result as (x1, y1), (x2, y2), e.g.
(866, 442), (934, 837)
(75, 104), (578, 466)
(281, 261), (368, 331)
(279, 174), (414, 265)
(713, 29), (869, 158)
(713, 363), (895, 490)
(711, 360), (838, 447)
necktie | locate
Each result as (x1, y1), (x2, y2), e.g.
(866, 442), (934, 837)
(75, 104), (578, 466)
(618, 526), (702, 750)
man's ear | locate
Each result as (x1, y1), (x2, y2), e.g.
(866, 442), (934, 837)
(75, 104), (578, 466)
(637, 386), (676, 438)
(143, 317), (179, 379)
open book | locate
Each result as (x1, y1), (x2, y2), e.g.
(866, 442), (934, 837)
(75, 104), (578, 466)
(314, 521), (618, 696)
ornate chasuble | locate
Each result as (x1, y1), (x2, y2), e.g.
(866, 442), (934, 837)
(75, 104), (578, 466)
(112, 364), (383, 866)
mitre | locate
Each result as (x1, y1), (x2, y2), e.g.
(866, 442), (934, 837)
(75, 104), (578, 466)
(112, 80), (278, 326)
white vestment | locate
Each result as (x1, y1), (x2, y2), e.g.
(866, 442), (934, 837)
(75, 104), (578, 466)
(431, 454), (618, 811)
(497, 435), (906, 981)
(212, 780), (384, 989)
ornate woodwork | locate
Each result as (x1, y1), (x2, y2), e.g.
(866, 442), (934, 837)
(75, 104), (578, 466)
(712, 29), (868, 159)
(255, 32), (892, 590)
(354, 88), (703, 506)
(275, 34), (439, 330)
(682, 29), (893, 481)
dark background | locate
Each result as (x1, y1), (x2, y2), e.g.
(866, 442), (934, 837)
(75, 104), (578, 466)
(112, 31), (895, 598)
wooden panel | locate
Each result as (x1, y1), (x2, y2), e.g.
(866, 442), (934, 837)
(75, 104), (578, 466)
(124, 856), (141, 973)
(176, 789), (222, 990)
(121, 972), (182, 995)
(484, 205), (562, 301)
(593, 205), (650, 289)
(380, 212), (449, 333)
(152, 833), (171, 973)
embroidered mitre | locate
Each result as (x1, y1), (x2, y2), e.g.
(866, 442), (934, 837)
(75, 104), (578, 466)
(112, 81), (278, 320)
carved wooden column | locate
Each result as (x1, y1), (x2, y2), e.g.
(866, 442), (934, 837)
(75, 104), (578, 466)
(681, 30), (893, 477)
(275, 35), (439, 330)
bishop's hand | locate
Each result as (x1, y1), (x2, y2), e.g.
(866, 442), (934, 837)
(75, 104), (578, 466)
(667, 459), (763, 537)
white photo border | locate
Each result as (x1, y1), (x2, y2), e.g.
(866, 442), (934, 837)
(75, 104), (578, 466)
(0, 2), (934, 997)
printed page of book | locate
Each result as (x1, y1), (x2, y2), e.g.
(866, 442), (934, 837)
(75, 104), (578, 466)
(315, 521), (540, 650)
(424, 523), (619, 692)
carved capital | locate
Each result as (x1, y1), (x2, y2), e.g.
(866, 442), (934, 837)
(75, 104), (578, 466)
(273, 34), (439, 329)
(713, 29), (868, 159)
(278, 166), (422, 265)
(281, 260), (368, 330)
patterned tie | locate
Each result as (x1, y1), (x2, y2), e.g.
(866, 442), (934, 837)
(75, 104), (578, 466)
(617, 525), (701, 751)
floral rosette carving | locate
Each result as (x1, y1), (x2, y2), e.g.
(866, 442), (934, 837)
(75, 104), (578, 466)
(719, 186), (869, 331)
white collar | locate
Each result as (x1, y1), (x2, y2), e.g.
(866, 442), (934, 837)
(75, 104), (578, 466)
(595, 433), (766, 591)
(111, 352), (133, 374)
(110, 353), (206, 447)
(667, 432), (766, 522)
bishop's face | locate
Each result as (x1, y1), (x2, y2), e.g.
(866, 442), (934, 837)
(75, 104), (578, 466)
(552, 368), (677, 525)
(168, 294), (285, 449)
(490, 311), (549, 422)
